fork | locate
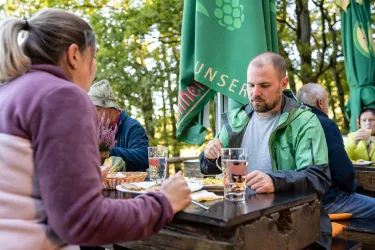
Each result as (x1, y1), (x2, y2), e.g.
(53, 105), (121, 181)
(191, 200), (210, 210)
(215, 157), (222, 171)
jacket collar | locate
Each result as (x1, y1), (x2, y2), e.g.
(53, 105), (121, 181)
(118, 110), (127, 126)
(29, 64), (71, 82)
(305, 104), (328, 118)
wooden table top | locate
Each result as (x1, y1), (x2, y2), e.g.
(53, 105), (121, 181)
(104, 188), (317, 228)
(354, 164), (375, 171)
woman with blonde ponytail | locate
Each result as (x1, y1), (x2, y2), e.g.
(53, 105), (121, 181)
(0, 8), (191, 250)
(0, 18), (31, 83)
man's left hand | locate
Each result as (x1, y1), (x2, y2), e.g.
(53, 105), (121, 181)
(246, 170), (275, 193)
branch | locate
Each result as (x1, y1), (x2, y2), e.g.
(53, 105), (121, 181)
(311, 34), (319, 47)
(158, 39), (180, 44)
(277, 18), (297, 32)
(317, 2), (328, 77)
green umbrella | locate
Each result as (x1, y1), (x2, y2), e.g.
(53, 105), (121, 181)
(177, 0), (279, 145)
(338, 0), (375, 131)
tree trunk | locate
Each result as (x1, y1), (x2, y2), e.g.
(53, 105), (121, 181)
(141, 103), (155, 140)
(170, 47), (180, 157)
(161, 84), (168, 140)
(325, 77), (337, 121)
(330, 65), (349, 131)
(296, 0), (313, 84)
(140, 83), (155, 141)
(322, 9), (350, 131)
(277, 0), (296, 93)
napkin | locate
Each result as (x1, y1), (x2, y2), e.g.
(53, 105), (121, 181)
(191, 190), (223, 202)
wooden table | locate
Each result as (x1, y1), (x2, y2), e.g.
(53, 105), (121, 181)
(103, 189), (320, 250)
(354, 164), (375, 193)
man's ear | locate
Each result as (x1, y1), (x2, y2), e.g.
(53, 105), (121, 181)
(316, 98), (323, 109)
(281, 77), (288, 90)
(66, 44), (80, 70)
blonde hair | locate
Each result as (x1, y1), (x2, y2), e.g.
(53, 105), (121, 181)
(0, 8), (96, 84)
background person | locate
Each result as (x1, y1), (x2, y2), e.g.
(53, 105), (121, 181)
(297, 83), (375, 219)
(345, 107), (375, 161)
(88, 79), (149, 172)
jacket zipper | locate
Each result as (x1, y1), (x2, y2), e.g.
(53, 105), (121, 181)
(309, 137), (315, 165)
(274, 147), (279, 170)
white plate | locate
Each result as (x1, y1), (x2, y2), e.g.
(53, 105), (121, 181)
(355, 161), (375, 166)
(116, 181), (203, 194)
(185, 177), (204, 185)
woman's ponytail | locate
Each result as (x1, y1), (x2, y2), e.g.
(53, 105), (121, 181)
(0, 18), (31, 84)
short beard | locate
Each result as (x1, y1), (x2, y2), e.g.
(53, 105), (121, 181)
(252, 96), (281, 113)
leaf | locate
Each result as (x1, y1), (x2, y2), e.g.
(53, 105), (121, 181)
(196, 2), (209, 17)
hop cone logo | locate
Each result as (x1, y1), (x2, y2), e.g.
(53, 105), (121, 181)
(214, 0), (244, 31)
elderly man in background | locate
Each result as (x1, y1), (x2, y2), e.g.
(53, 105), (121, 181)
(88, 79), (149, 172)
(200, 52), (331, 249)
(297, 83), (375, 218)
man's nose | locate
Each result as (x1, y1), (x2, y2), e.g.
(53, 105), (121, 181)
(252, 85), (262, 96)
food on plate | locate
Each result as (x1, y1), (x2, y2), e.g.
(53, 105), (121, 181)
(145, 185), (161, 192)
(185, 177), (224, 186)
(351, 159), (365, 164)
(203, 178), (223, 186)
(121, 183), (145, 191)
(120, 182), (161, 192)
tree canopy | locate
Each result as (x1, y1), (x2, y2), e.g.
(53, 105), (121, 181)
(1, 0), (374, 155)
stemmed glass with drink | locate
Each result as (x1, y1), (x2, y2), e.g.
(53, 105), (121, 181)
(148, 146), (168, 185)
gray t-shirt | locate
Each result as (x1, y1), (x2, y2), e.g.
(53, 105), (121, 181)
(241, 111), (281, 173)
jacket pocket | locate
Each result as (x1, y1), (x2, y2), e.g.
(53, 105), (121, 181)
(309, 137), (315, 165)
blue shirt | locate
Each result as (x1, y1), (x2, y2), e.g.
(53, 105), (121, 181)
(110, 110), (149, 171)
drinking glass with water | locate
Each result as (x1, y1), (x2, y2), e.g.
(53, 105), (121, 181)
(148, 146), (168, 185)
(221, 148), (248, 201)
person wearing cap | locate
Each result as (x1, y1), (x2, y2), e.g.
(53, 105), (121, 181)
(88, 79), (149, 172)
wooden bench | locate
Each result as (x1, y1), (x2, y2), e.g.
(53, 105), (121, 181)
(336, 218), (375, 250)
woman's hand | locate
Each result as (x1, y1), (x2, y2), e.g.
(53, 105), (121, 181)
(160, 171), (191, 214)
(100, 165), (112, 181)
(354, 130), (368, 144)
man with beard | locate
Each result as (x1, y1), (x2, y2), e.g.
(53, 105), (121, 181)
(200, 52), (331, 249)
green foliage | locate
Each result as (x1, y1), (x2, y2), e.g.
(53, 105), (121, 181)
(2, 0), (375, 148)
(0, 0), (188, 156)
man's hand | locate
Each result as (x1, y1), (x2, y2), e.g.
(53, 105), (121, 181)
(204, 138), (222, 160)
(246, 170), (275, 193)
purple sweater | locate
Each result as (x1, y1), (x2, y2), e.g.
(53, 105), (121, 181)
(0, 65), (173, 247)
